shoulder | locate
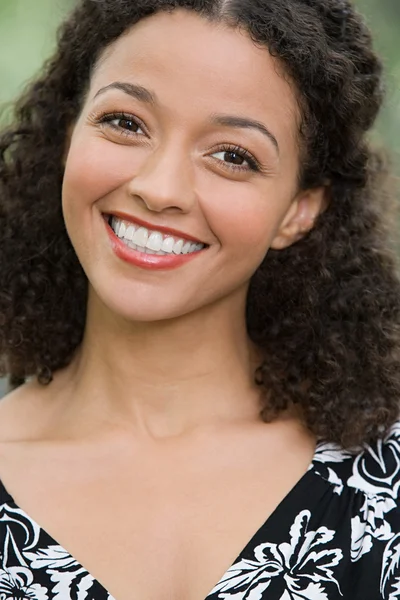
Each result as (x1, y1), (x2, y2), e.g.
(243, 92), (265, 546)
(0, 379), (55, 442)
(346, 421), (400, 500)
(312, 420), (400, 501)
(311, 422), (400, 565)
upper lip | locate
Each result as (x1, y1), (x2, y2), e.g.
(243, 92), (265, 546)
(105, 210), (207, 244)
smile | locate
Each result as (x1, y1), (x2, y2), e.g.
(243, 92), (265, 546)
(109, 216), (205, 256)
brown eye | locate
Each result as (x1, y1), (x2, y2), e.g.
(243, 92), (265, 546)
(98, 112), (146, 137)
(223, 151), (245, 165)
(212, 150), (248, 167)
(211, 146), (260, 172)
(110, 117), (143, 134)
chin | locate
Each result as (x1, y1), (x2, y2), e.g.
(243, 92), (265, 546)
(91, 285), (202, 324)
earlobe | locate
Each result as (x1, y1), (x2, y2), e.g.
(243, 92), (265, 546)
(270, 186), (329, 250)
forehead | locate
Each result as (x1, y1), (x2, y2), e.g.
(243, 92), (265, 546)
(91, 9), (299, 144)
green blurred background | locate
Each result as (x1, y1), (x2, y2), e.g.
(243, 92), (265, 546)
(0, 0), (398, 397)
(0, 0), (399, 163)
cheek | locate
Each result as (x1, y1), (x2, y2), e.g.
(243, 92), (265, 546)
(62, 132), (139, 211)
(203, 180), (290, 260)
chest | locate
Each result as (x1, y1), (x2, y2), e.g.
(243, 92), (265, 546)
(0, 437), (314, 600)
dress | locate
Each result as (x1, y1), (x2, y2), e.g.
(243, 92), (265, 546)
(0, 422), (399, 599)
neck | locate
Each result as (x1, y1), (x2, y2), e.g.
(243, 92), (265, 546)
(60, 287), (263, 440)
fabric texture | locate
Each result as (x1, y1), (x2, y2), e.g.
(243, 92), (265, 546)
(0, 421), (399, 599)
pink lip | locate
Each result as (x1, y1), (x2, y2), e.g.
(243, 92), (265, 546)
(104, 219), (205, 270)
(106, 210), (205, 244)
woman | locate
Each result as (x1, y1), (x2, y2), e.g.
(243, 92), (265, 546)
(0, 0), (399, 598)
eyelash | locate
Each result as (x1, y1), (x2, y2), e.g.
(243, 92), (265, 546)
(96, 111), (262, 173)
(213, 144), (261, 173)
(97, 112), (146, 137)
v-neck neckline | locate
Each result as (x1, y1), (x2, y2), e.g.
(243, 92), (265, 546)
(0, 454), (322, 600)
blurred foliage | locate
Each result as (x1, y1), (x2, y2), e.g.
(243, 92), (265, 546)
(0, 1), (74, 108)
(358, 0), (400, 167)
(0, 0), (398, 164)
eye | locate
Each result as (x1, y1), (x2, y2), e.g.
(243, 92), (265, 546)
(210, 145), (261, 173)
(97, 112), (146, 137)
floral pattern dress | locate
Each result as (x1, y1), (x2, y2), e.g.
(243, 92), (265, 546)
(0, 422), (399, 599)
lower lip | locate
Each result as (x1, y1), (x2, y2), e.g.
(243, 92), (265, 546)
(104, 219), (205, 270)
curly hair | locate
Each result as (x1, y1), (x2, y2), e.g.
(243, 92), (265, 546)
(1, 0), (399, 449)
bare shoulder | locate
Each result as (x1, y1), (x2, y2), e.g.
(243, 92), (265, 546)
(0, 378), (55, 443)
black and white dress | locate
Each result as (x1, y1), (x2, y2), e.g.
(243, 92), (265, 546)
(0, 421), (399, 599)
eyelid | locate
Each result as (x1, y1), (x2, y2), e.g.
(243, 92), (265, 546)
(208, 143), (262, 174)
(92, 110), (148, 136)
(91, 111), (269, 174)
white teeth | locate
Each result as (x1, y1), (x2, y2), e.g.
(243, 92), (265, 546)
(146, 231), (163, 252)
(182, 241), (192, 254)
(119, 222), (127, 238)
(132, 227), (149, 247)
(110, 217), (205, 255)
(125, 224), (136, 241)
(173, 239), (184, 255)
(161, 237), (175, 253)
(111, 217), (120, 236)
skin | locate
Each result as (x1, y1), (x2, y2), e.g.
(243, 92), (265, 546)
(0, 10), (327, 600)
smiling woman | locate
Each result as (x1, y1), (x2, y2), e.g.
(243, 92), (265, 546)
(0, 1), (400, 599)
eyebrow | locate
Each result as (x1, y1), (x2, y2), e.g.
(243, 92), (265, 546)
(94, 81), (279, 153)
(209, 114), (279, 154)
(94, 82), (157, 105)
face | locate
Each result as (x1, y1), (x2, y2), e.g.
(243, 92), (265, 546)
(62, 9), (324, 323)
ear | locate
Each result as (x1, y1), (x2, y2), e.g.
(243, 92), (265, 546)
(270, 186), (329, 250)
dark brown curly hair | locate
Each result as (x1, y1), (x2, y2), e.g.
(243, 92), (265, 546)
(1, 0), (399, 449)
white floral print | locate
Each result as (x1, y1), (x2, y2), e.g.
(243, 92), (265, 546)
(348, 435), (400, 501)
(0, 566), (48, 600)
(347, 424), (400, 563)
(209, 510), (343, 599)
(381, 533), (400, 600)
(25, 546), (97, 600)
(312, 442), (351, 496)
(0, 421), (399, 598)
(313, 443), (351, 467)
(0, 504), (109, 599)
(351, 495), (395, 561)
(0, 504), (41, 553)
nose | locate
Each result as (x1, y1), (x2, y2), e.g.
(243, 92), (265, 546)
(127, 142), (196, 213)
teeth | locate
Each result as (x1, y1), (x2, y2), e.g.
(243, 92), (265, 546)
(132, 227), (149, 247)
(173, 239), (184, 255)
(119, 221), (127, 238)
(161, 237), (174, 253)
(146, 232), (163, 252)
(112, 217), (121, 236)
(125, 224), (136, 241)
(110, 217), (205, 255)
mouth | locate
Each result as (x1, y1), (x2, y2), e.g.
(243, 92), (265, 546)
(105, 214), (207, 256)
